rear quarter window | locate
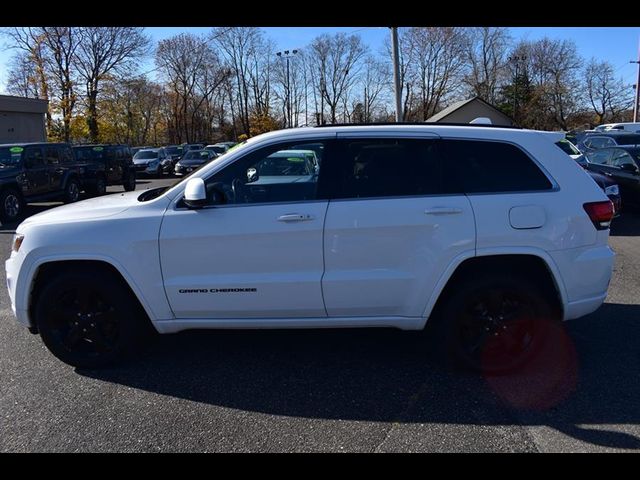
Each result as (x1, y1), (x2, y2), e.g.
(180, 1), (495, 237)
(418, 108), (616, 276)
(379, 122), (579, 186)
(441, 139), (553, 194)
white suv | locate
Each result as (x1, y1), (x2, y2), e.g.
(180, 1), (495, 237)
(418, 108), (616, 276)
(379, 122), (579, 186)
(5, 125), (615, 372)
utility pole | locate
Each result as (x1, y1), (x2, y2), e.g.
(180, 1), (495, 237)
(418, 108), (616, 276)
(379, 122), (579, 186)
(276, 49), (298, 128)
(390, 27), (402, 122)
(631, 38), (640, 122)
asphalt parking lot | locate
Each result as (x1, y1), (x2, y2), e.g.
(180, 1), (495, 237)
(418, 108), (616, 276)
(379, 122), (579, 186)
(1, 177), (639, 452)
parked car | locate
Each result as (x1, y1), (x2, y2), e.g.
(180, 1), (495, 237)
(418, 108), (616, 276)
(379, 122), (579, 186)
(160, 145), (185, 174)
(182, 143), (205, 151)
(583, 145), (640, 209)
(0, 142), (85, 223)
(204, 144), (227, 156)
(594, 122), (640, 133)
(132, 148), (167, 176)
(576, 131), (640, 153)
(216, 141), (238, 149)
(72, 144), (136, 195)
(174, 149), (216, 176)
(555, 139), (621, 214)
(130, 146), (153, 156)
(6, 124), (615, 374)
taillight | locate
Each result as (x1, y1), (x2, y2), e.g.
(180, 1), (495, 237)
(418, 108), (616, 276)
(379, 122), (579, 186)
(583, 201), (615, 230)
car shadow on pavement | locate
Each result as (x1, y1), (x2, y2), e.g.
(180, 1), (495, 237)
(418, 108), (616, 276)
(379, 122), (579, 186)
(611, 211), (640, 236)
(80, 302), (640, 450)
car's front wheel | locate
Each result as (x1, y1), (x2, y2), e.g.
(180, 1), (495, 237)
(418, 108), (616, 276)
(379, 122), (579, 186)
(34, 268), (148, 368)
(437, 273), (557, 375)
(0, 188), (24, 224)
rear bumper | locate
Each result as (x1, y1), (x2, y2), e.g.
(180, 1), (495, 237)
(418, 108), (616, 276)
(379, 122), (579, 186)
(549, 244), (614, 321)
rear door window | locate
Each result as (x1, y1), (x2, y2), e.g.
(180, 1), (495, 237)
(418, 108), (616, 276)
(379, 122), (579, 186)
(586, 149), (612, 165)
(323, 138), (442, 199)
(45, 146), (60, 165)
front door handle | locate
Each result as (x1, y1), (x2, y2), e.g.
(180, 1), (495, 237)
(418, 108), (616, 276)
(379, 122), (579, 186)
(424, 207), (463, 215)
(277, 213), (314, 222)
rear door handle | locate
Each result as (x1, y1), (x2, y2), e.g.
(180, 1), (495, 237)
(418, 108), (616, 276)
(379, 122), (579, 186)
(277, 213), (314, 222)
(424, 207), (463, 215)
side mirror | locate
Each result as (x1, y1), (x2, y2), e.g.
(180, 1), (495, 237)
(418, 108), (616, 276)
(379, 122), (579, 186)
(247, 167), (258, 183)
(184, 177), (207, 209)
(620, 163), (639, 174)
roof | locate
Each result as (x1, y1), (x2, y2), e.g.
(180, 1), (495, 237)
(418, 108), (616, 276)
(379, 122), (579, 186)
(426, 97), (514, 124)
(0, 142), (68, 148)
(0, 94), (48, 114)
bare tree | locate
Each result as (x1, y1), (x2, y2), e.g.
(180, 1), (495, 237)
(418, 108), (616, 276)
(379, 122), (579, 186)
(74, 27), (150, 142)
(41, 27), (79, 142)
(3, 27), (52, 132)
(309, 33), (367, 124)
(5, 51), (41, 98)
(404, 27), (469, 121)
(528, 38), (582, 130)
(360, 56), (390, 122)
(212, 27), (266, 135)
(464, 27), (511, 104)
(100, 76), (164, 145)
(584, 58), (634, 125)
(156, 33), (228, 143)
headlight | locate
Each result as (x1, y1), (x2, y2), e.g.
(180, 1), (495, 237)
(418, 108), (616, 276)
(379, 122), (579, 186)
(12, 234), (24, 252)
(604, 185), (620, 196)
(149, 160), (159, 167)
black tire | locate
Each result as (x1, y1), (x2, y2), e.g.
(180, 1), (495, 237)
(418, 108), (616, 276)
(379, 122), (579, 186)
(34, 268), (148, 368)
(434, 273), (558, 375)
(89, 176), (107, 196)
(123, 172), (136, 192)
(0, 188), (24, 224)
(63, 178), (80, 204)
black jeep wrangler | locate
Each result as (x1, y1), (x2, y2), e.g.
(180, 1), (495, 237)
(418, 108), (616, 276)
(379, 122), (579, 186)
(72, 144), (136, 196)
(0, 142), (85, 224)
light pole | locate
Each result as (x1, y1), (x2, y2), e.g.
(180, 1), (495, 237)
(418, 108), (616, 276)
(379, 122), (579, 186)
(276, 49), (298, 128)
(508, 54), (526, 123)
(631, 38), (640, 122)
(390, 27), (402, 122)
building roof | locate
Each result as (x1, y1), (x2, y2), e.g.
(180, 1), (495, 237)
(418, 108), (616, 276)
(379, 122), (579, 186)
(0, 94), (48, 114)
(426, 96), (513, 124)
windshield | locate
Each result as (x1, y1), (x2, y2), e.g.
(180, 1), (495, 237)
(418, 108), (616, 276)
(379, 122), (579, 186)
(205, 145), (226, 154)
(0, 147), (23, 166)
(165, 146), (182, 155)
(183, 150), (210, 160)
(258, 154), (313, 176)
(556, 140), (580, 156)
(134, 150), (159, 160)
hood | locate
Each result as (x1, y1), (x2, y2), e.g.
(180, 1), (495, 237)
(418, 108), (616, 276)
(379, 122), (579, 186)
(178, 158), (207, 167)
(18, 190), (143, 228)
(134, 157), (158, 165)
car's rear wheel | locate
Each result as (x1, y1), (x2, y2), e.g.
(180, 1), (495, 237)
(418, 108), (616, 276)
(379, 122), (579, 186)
(63, 179), (80, 203)
(89, 176), (107, 196)
(35, 269), (148, 368)
(123, 172), (136, 192)
(436, 274), (557, 375)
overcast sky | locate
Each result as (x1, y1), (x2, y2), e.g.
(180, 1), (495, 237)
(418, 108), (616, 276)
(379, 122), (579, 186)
(1, 26), (638, 95)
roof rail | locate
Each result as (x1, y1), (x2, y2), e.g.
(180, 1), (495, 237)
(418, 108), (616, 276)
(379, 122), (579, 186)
(313, 121), (522, 129)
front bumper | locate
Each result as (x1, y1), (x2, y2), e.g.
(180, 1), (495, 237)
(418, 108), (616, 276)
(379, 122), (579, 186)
(134, 163), (160, 175)
(5, 251), (29, 327)
(174, 165), (198, 176)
